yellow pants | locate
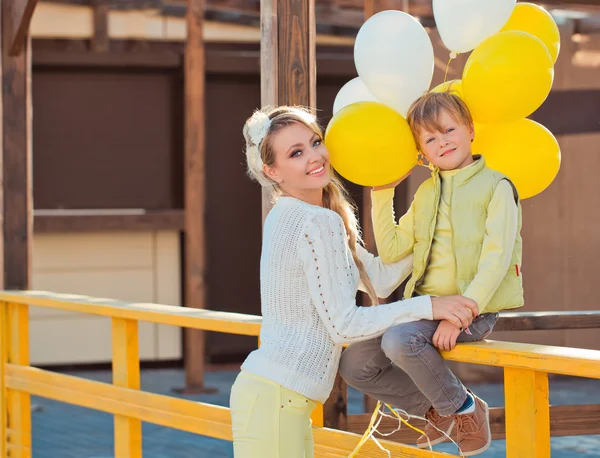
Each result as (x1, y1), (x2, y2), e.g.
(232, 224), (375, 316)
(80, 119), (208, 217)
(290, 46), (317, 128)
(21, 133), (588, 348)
(230, 370), (317, 458)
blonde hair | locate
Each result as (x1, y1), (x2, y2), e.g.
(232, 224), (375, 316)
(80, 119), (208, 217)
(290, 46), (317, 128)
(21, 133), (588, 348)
(243, 106), (379, 306)
(407, 90), (473, 152)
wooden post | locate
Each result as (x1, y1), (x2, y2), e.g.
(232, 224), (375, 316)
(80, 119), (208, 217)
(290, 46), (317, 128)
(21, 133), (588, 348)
(5, 303), (31, 457)
(178, 0), (216, 394)
(112, 318), (142, 458)
(8, 0), (38, 57)
(0, 303), (7, 457)
(92, 3), (110, 53)
(361, 0), (396, 414)
(3, 0), (33, 292)
(504, 368), (550, 458)
(260, 0), (348, 430)
(260, 0), (317, 219)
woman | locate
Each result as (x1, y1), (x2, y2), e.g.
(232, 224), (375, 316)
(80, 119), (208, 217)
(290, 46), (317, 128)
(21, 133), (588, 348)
(230, 105), (477, 458)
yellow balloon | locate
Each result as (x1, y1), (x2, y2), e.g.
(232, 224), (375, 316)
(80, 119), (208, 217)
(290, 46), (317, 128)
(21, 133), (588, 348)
(463, 31), (554, 125)
(501, 2), (560, 63)
(472, 119), (560, 200)
(432, 79), (464, 98)
(325, 102), (417, 187)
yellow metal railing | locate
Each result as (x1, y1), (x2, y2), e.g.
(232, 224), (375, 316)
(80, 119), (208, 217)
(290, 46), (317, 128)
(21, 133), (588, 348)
(1, 290), (600, 458)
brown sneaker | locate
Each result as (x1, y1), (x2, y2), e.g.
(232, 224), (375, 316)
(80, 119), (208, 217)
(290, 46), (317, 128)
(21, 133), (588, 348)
(456, 392), (491, 456)
(416, 407), (455, 448)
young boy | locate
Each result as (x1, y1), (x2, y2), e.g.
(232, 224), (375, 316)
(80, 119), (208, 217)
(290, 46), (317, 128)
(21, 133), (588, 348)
(339, 91), (523, 456)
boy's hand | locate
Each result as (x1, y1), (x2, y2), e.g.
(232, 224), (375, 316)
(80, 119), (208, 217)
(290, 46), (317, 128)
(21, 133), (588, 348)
(433, 320), (461, 351)
(372, 171), (412, 191)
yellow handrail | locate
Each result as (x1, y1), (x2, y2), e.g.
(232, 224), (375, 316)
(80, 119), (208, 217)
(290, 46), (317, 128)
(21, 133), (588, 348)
(2, 290), (599, 458)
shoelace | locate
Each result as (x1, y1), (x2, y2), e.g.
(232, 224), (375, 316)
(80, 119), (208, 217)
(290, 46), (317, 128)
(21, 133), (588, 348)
(426, 408), (442, 426)
(456, 412), (479, 434)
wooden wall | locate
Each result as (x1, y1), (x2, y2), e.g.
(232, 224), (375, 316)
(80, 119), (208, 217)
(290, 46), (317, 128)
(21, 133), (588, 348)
(30, 231), (182, 366)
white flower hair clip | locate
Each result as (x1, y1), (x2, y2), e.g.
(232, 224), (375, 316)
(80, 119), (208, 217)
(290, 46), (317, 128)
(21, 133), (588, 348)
(247, 110), (272, 147)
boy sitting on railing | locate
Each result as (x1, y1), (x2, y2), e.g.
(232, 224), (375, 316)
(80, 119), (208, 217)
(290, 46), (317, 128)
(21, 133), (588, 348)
(340, 91), (524, 456)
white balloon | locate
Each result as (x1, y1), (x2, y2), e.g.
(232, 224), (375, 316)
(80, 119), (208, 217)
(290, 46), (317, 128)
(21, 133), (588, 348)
(332, 78), (379, 115)
(433, 0), (516, 54)
(354, 10), (434, 116)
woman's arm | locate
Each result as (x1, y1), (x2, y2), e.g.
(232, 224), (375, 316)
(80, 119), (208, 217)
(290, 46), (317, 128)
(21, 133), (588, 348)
(299, 211), (437, 345)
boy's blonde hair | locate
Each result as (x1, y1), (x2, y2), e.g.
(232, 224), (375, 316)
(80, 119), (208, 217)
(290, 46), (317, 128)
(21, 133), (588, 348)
(407, 91), (473, 151)
(243, 106), (379, 306)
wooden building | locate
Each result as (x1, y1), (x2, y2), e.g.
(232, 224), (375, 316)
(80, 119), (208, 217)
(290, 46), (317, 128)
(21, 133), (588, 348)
(19, 0), (600, 372)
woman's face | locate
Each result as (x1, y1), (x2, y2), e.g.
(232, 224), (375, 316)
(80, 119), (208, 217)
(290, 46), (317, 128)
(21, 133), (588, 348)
(263, 122), (331, 203)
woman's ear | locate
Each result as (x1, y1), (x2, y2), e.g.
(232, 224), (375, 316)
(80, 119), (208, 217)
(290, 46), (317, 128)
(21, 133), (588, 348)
(263, 164), (282, 184)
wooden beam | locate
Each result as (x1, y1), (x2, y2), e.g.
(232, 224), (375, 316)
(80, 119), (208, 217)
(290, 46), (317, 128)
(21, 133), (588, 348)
(360, 0), (411, 269)
(9, 0), (39, 56)
(3, 0), (33, 291)
(33, 210), (185, 233)
(259, 0), (278, 221)
(259, 0), (317, 220)
(359, 0), (395, 414)
(261, 0), (339, 428)
(538, 0), (600, 6)
(361, 0), (383, 273)
(31, 41), (356, 75)
(531, 89), (600, 135)
(324, 364), (348, 430)
(495, 310), (600, 332)
(92, 3), (110, 52)
(178, 0), (216, 394)
(0, 8), (4, 293)
(277, 0), (317, 107)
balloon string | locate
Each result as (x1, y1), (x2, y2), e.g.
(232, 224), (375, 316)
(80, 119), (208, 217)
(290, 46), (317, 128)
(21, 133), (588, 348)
(443, 55), (453, 83)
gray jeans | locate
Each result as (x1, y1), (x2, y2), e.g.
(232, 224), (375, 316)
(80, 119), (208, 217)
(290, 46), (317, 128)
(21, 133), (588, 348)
(339, 312), (499, 417)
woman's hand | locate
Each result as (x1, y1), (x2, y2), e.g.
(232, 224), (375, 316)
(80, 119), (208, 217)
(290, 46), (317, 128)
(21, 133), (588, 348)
(431, 295), (478, 330)
(372, 171), (412, 191)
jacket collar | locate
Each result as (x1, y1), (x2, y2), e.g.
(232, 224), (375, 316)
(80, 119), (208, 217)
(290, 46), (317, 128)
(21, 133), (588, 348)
(432, 155), (485, 187)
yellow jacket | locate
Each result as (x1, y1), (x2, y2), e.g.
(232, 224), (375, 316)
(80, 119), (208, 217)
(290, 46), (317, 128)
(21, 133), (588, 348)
(371, 156), (524, 313)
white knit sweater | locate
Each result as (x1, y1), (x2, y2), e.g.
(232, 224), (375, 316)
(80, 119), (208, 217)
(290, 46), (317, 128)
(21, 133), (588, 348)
(241, 196), (433, 403)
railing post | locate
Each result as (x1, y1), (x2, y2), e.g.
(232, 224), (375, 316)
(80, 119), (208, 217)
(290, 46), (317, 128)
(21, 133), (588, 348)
(1, 302), (7, 457)
(505, 368), (550, 458)
(112, 318), (142, 458)
(5, 302), (31, 457)
(311, 402), (324, 428)
(323, 373), (347, 430)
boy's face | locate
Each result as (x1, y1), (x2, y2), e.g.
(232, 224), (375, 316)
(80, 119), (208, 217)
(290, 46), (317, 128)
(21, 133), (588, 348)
(417, 109), (475, 171)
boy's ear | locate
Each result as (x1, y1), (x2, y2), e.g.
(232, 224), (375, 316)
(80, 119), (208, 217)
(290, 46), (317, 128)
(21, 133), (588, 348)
(469, 123), (475, 143)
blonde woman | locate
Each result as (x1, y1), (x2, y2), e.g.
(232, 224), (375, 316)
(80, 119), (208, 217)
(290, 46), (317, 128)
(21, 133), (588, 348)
(229, 105), (478, 458)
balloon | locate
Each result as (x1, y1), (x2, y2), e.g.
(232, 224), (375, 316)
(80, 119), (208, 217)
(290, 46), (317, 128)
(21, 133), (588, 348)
(333, 77), (379, 115)
(433, 0), (516, 54)
(463, 31), (554, 124)
(472, 119), (560, 199)
(354, 10), (434, 116)
(501, 2), (560, 63)
(325, 102), (418, 187)
(432, 79), (464, 98)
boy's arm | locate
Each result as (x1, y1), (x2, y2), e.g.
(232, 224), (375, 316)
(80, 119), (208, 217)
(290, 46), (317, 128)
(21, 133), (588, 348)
(371, 188), (416, 264)
(462, 180), (519, 313)
(355, 245), (413, 298)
